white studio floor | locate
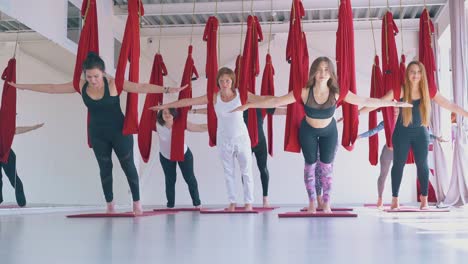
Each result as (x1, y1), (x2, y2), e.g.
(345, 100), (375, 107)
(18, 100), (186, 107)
(1, 203), (468, 264)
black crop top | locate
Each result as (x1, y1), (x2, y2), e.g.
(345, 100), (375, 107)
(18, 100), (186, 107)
(303, 88), (337, 119)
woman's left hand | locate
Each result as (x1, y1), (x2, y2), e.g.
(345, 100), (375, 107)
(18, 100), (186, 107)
(167, 84), (188, 94)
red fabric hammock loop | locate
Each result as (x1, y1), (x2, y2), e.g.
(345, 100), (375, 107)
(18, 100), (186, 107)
(284, 0), (307, 153)
(115, 0), (145, 135)
(239, 15), (263, 147)
(336, 0), (358, 151)
(0, 58), (17, 163)
(368, 55), (384, 165)
(260, 54), (275, 156)
(170, 45), (199, 161)
(72, 0), (99, 147)
(138, 54), (166, 163)
(419, 8), (437, 98)
(203, 16), (219, 147)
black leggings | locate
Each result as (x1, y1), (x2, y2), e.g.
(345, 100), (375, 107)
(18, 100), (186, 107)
(90, 128), (140, 202)
(391, 125), (430, 197)
(159, 148), (201, 207)
(0, 150), (26, 206)
(252, 136), (269, 197)
(299, 119), (338, 164)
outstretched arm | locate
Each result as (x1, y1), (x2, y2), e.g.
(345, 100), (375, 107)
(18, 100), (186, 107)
(15, 123), (44, 135)
(344, 90), (411, 108)
(9, 82), (77, 94)
(149, 95), (209, 111)
(122, 80), (187, 94)
(433, 92), (468, 118)
(233, 90), (297, 112)
(187, 121), (208, 132)
(358, 121), (385, 139)
(356, 89), (405, 115)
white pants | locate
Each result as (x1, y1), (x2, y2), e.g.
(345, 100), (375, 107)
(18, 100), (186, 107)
(217, 134), (254, 204)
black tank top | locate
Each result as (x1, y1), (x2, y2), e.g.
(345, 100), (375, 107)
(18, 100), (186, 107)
(82, 78), (124, 129)
(303, 87), (336, 119)
(396, 99), (423, 128)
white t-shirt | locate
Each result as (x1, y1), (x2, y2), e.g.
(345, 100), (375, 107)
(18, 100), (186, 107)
(156, 123), (188, 159)
(214, 92), (249, 140)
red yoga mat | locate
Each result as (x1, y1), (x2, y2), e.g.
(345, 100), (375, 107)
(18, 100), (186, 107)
(384, 207), (450, 213)
(153, 208), (201, 212)
(66, 210), (177, 218)
(300, 207), (353, 212)
(278, 211), (358, 218)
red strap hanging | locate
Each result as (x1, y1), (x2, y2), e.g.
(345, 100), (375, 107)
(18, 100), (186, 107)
(203, 16), (219, 147)
(0, 58), (17, 163)
(336, 0), (359, 151)
(284, 0), (306, 153)
(138, 54), (166, 163)
(170, 45), (199, 161)
(260, 54), (275, 156)
(115, 0), (144, 135)
(72, 0), (99, 147)
(418, 8), (437, 98)
(368, 56), (384, 165)
(239, 15), (263, 147)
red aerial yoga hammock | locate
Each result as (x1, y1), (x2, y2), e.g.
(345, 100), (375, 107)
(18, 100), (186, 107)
(72, 0), (99, 147)
(170, 45), (199, 161)
(336, 0), (359, 151)
(203, 16), (219, 147)
(381, 11), (400, 149)
(284, 0), (306, 153)
(115, 0), (144, 135)
(138, 54), (166, 163)
(368, 56), (384, 166)
(260, 53), (275, 156)
(0, 58), (16, 163)
(419, 8), (438, 99)
(239, 15), (263, 147)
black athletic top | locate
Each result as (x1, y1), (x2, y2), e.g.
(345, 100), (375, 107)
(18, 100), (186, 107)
(303, 88), (336, 119)
(82, 77), (124, 129)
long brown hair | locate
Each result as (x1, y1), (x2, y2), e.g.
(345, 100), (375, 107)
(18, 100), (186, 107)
(306, 57), (339, 95)
(401, 61), (431, 127)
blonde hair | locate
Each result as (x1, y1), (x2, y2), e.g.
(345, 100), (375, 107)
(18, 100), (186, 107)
(401, 61), (431, 127)
(216, 67), (236, 91)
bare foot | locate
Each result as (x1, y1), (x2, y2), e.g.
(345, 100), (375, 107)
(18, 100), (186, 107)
(227, 203), (236, 211)
(106, 201), (116, 214)
(420, 195), (429, 210)
(376, 197), (384, 209)
(244, 203), (253, 211)
(262, 197), (270, 208)
(194, 205), (201, 209)
(391, 197), (400, 210)
(133, 201), (143, 215)
(322, 202), (332, 213)
(316, 195), (324, 210)
(306, 201), (316, 213)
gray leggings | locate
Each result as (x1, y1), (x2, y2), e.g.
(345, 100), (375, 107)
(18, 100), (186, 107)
(377, 145), (393, 198)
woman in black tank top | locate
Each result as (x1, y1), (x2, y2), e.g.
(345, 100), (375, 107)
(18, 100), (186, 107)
(233, 56), (412, 213)
(360, 61), (468, 210)
(9, 52), (185, 215)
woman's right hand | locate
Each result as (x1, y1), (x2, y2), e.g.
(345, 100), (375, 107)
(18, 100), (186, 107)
(8, 82), (21, 89)
(149, 104), (167, 111)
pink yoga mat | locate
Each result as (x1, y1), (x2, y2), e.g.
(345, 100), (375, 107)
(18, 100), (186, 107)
(153, 208), (201, 212)
(200, 208), (260, 214)
(0, 205), (20, 209)
(300, 207), (353, 212)
(278, 211), (358, 218)
(363, 203), (405, 207)
(66, 210), (177, 218)
(384, 208), (450, 213)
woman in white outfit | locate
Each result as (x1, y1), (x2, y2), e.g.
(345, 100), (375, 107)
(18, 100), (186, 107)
(151, 67), (264, 211)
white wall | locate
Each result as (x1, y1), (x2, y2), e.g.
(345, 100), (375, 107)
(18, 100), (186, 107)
(0, 1), (433, 206)
(136, 28), (420, 206)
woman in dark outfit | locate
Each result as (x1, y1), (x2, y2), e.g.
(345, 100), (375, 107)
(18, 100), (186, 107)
(9, 52), (185, 215)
